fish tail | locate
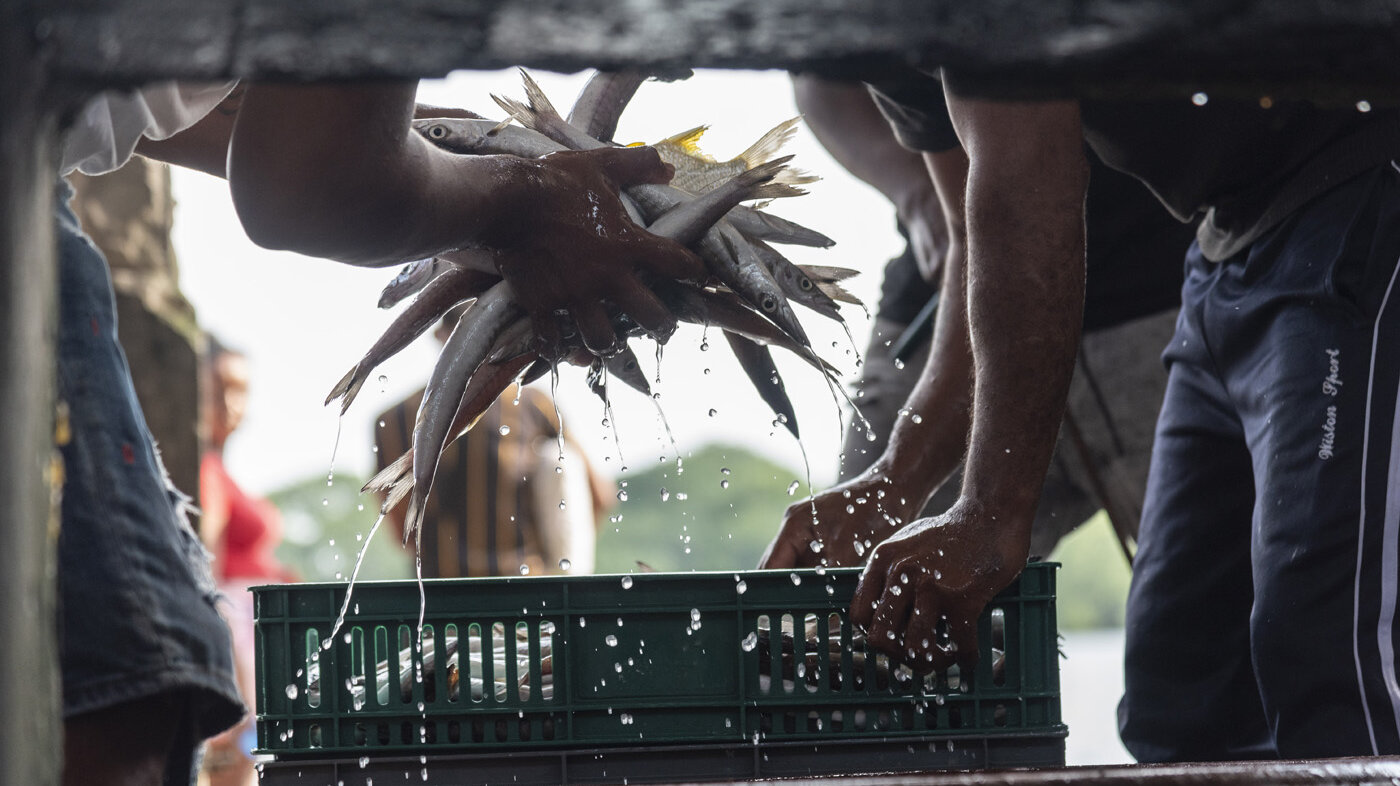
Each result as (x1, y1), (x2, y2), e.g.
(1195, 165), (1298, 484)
(658, 125), (712, 158)
(491, 93), (538, 130)
(817, 280), (865, 307)
(737, 117), (802, 169)
(326, 366), (367, 414)
(750, 182), (807, 201)
(362, 451), (413, 493)
(800, 264), (861, 283)
(402, 491), (423, 546)
(775, 168), (820, 187)
(518, 69), (564, 124)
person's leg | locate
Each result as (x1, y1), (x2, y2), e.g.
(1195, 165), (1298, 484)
(1228, 163), (1400, 757)
(63, 694), (181, 786)
(1118, 246), (1273, 762)
(54, 181), (244, 785)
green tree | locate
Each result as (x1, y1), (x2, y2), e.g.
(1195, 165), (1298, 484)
(269, 472), (414, 583)
(596, 443), (804, 573)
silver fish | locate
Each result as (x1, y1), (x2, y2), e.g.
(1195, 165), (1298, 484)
(378, 257), (442, 309)
(745, 236), (843, 321)
(405, 281), (522, 542)
(724, 332), (800, 439)
(327, 265), (494, 414)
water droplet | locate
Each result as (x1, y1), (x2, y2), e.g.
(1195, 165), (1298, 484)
(720, 467), (731, 475)
(790, 573), (801, 586)
(700, 340), (709, 351)
(809, 540), (824, 553)
(498, 424), (511, 436)
(617, 489), (629, 502)
(892, 358), (905, 370)
(676, 492), (688, 500)
(1192, 92), (1209, 106)
(621, 576), (633, 589)
(825, 585), (835, 596)
(787, 480), (800, 495)
(559, 558), (572, 571)
(720, 480), (729, 489)
(321, 498), (329, 506)
(910, 414), (923, 424)
(285, 684), (299, 700)
(579, 617), (587, 628)
(934, 569), (943, 580)
(886, 630), (897, 640)
(519, 564), (531, 575)
(741, 632), (759, 652)
(890, 585), (902, 596)
(735, 580), (747, 594)
(605, 635), (618, 647)
(377, 374), (388, 384)
(1358, 100), (1373, 113)
(708, 408), (717, 417)
(359, 756), (369, 768)
(659, 487), (670, 502)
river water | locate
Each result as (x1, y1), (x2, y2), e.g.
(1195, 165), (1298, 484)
(1060, 628), (1133, 765)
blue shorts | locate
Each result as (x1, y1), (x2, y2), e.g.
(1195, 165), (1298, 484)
(55, 180), (243, 780)
(1121, 162), (1400, 760)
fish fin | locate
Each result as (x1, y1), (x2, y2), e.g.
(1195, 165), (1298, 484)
(737, 117), (802, 169)
(518, 69), (564, 123)
(487, 116), (515, 135)
(799, 264), (861, 283)
(657, 125), (714, 160)
(402, 490), (424, 546)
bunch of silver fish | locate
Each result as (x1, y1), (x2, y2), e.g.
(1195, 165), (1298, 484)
(330, 69), (861, 545)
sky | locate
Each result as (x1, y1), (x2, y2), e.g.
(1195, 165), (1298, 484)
(172, 68), (906, 499)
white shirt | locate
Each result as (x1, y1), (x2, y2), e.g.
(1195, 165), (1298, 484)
(60, 81), (237, 176)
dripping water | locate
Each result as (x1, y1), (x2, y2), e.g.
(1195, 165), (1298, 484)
(324, 509), (389, 647)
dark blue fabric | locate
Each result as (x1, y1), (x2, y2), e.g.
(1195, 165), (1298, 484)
(1121, 163), (1400, 761)
(54, 180), (243, 783)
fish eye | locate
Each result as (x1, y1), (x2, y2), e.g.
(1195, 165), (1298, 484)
(798, 277), (813, 291)
(428, 125), (447, 139)
(761, 296), (777, 312)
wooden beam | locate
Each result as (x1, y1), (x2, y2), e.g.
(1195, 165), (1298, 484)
(0, 1), (61, 783)
(35, 0), (1400, 99)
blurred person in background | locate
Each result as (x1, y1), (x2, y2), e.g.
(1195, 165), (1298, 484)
(374, 309), (613, 577)
(199, 336), (293, 786)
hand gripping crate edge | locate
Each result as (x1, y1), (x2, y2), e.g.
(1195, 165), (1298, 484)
(253, 563), (1064, 782)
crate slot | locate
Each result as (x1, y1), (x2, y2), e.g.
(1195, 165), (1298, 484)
(444, 624), (459, 703)
(422, 625), (437, 703)
(991, 606), (1007, 686)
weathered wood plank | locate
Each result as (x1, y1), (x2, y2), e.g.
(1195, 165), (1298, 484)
(0, 1), (61, 783)
(34, 0), (1400, 98)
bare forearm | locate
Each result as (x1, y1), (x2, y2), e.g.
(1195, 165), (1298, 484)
(871, 149), (973, 517)
(954, 100), (1087, 543)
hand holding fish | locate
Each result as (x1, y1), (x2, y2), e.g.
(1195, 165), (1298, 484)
(482, 146), (704, 356)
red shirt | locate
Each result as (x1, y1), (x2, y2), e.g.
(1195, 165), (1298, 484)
(201, 451), (285, 581)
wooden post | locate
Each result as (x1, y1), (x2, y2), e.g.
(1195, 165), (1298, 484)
(0, 2), (61, 784)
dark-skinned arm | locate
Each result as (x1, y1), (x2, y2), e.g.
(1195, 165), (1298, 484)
(138, 82), (701, 355)
(762, 146), (971, 569)
(850, 96), (1087, 673)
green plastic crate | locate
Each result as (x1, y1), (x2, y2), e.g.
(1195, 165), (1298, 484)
(254, 563), (1062, 777)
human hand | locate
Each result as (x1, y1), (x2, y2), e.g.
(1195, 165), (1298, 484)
(849, 499), (1029, 674)
(759, 472), (918, 569)
(482, 146), (704, 357)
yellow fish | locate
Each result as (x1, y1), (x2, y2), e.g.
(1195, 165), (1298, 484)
(649, 118), (819, 195)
